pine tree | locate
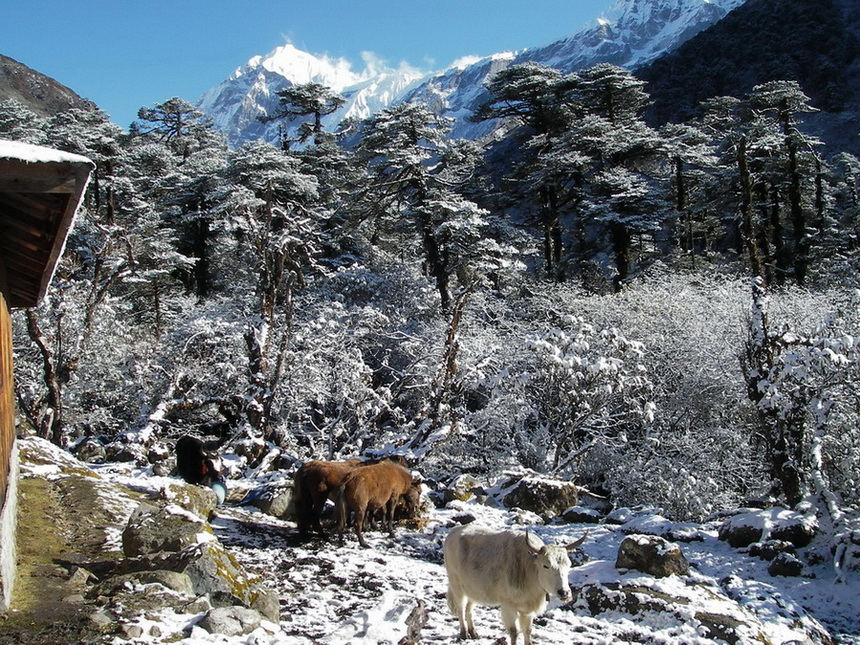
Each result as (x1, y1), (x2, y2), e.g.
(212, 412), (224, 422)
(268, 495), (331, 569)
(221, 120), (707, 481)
(355, 103), (488, 311)
(220, 141), (321, 441)
(259, 82), (346, 147)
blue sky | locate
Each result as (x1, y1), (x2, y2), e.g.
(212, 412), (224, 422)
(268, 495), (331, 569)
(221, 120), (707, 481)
(3, 1), (613, 129)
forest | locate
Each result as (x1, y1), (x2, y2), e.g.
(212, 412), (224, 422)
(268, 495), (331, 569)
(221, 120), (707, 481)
(3, 61), (860, 530)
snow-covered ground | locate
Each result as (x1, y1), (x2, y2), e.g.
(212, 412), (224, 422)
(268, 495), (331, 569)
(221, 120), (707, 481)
(94, 463), (860, 645)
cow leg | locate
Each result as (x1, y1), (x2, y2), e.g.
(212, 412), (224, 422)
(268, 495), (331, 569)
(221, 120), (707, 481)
(520, 611), (535, 645)
(354, 504), (369, 548)
(500, 605), (520, 645)
(312, 492), (326, 535)
(447, 584), (476, 640)
(386, 498), (397, 538)
(464, 598), (477, 638)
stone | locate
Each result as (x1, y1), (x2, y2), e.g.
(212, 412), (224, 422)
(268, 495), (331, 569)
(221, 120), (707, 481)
(88, 610), (114, 631)
(161, 481), (219, 520)
(167, 541), (280, 623)
(105, 441), (147, 465)
(768, 552), (804, 577)
(121, 502), (209, 557)
(443, 474), (482, 504)
(147, 441), (171, 464)
(748, 539), (795, 561)
(120, 624), (144, 639)
(616, 534), (690, 577)
(246, 483), (295, 519)
(562, 506), (602, 524)
(198, 606), (264, 636)
(75, 438), (106, 463)
(718, 507), (818, 549)
(571, 580), (771, 645)
(499, 473), (579, 519)
(97, 570), (195, 596)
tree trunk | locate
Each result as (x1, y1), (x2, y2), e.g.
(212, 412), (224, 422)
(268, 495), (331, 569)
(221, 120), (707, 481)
(25, 310), (64, 445)
(738, 137), (766, 283)
(420, 214), (451, 311)
(609, 221), (631, 293)
(787, 137), (809, 285)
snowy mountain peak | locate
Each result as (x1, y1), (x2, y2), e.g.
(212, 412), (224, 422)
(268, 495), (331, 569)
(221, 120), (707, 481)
(198, 43), (426, 148)
(198, 0), (749, 147)
(238, 43), (363, 92)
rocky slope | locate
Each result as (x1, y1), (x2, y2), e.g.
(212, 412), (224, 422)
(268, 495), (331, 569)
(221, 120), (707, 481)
(0, 54), (96, 117)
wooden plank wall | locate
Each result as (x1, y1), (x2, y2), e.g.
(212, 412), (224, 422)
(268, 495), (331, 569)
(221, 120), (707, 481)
(0, 292), (13, 503)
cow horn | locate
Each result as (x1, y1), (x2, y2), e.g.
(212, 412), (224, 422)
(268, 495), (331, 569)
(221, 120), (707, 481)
(565, 530), (588, 551)
(525, 529), (544, 553)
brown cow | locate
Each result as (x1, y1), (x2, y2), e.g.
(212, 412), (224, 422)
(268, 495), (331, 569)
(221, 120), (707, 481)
(293, 458), (363, 536)
(334, 460), (421, 547)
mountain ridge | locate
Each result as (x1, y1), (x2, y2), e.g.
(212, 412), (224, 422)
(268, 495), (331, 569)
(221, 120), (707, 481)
(0, 54), (97, 118)
(197, 0), (747, 147)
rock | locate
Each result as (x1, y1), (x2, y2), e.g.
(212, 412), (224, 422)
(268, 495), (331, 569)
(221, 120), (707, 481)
(498, 473), (579, 519)
(170, 542), (280, 623)
(161, 481), (219, 520)
(147, 442), (171, 464)
(122, 502), (209, 557)
(571, 581), (770, 645)
(562, 506), (602, 524)
(105, 441), (147, 464)
(749, 539), (795, 561)
(74, 438), (106, 463)
(451, 513), (477, 525)
(768, 552), (804, 577)
(87, 610), (114, 631)
(95, 570), (195, 597)
(443, 474), (482, 504)
(616, 534), (690, 577)
(183, 595), (212, 614)
(246, 483), (295, 519)
(718, 508), (818, 548)
(120, 624), (144, 639)
(198, 606), (264, 636)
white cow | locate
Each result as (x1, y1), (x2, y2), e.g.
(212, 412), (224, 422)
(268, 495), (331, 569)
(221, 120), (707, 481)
(443, 523), (586, 645)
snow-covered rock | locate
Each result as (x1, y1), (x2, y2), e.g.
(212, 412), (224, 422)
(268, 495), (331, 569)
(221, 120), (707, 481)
(615, 533), (691, 577)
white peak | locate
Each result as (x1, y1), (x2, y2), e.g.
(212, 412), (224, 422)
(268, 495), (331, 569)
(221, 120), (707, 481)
(241, 42), (363, 92)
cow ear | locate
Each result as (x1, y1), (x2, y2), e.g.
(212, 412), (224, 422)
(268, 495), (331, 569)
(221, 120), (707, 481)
(525, 530), (544, 554)
(565, 530), (588, 552)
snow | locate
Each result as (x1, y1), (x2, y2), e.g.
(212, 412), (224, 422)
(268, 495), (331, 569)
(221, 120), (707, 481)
(0, 138), (94, 166)
(92, 463), (860, 645)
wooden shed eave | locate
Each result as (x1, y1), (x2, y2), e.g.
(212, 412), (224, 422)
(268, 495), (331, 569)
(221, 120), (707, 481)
(0, 139), (95, 309)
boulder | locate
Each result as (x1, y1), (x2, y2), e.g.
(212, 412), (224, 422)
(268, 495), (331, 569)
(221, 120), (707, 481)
(570, 581), (769, 645)
(121, 502), (210, 558)
(616, 534), (690, 577)
(749, 539), (795, 562)
(497, 473), (579, 519)
(442, 474), (482, 504)
(718, 508), (818, 548)
(171, 542), (279, 622)
(245, 483), (295, 519)
(105, 441), (147, 465)
(147, 442), (171, 464)
(93, 570), (195, 597)
(562, 506), (602, 524)
(161, 480), (220, 519)
(74, 438), (106, 463)
(198, 606), (266, 636)
(768, 552), (804, 577)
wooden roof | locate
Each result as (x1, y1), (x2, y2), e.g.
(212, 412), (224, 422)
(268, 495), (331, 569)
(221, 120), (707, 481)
(0, 139), (94, 308)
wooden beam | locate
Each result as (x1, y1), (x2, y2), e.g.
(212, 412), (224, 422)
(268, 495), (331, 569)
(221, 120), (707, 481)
(0, 160), (80, 193)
